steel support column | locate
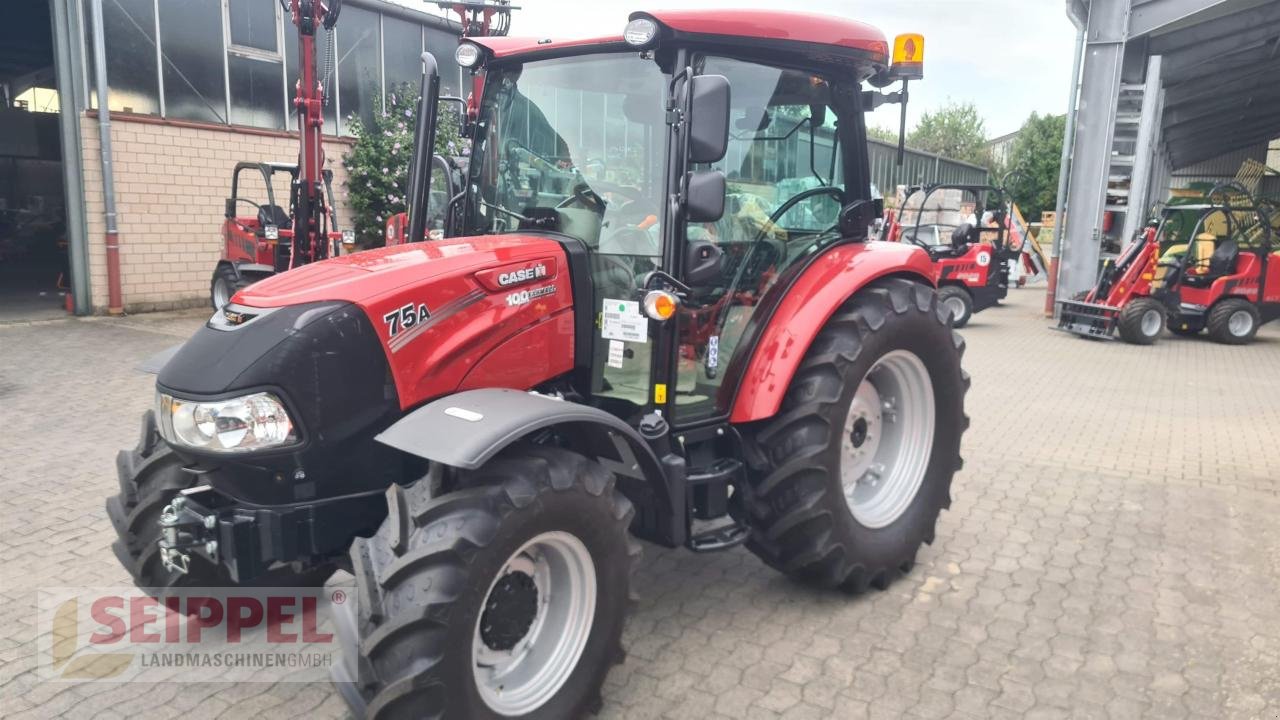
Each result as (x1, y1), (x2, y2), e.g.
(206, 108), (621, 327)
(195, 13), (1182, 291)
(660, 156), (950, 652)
(1120, 55), (1162, 243)
(1059, 0), (1131, 298)
(51, 0), (91, 314)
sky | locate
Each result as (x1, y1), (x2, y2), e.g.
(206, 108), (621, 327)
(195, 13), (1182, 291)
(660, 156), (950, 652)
(401, 0), (1079, 138)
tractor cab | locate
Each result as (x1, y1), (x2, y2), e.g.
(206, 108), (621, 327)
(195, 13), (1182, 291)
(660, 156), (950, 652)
(212, 162), (354, 308)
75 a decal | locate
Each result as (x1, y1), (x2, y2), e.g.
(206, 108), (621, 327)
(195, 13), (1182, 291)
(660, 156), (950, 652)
(383, 302), (431, 338)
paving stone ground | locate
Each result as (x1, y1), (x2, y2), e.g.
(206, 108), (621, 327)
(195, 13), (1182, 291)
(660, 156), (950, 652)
(2, 287), (1278, 719)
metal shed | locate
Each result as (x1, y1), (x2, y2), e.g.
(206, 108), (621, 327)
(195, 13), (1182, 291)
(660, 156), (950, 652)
(1055, 0), (1280, 300)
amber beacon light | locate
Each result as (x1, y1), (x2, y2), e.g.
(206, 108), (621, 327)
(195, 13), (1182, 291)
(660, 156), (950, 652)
(891, 33), (925, 80)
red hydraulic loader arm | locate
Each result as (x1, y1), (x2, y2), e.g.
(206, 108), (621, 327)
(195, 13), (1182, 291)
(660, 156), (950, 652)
(287, 0), (341, 269)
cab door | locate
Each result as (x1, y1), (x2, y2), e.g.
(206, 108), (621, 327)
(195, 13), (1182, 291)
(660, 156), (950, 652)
(669, 55), (852, 425)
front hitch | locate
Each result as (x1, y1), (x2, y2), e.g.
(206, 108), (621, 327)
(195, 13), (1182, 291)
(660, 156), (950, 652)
(158, 494), (219, 575)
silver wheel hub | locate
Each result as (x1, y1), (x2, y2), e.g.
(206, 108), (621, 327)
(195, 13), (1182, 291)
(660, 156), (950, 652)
(840, 350), (936, 529)
(1228, 310), (1253, 336)
(473, 531), (596, 716)
(943, 296), (967, 321)
(1141, 308), (1162, 337)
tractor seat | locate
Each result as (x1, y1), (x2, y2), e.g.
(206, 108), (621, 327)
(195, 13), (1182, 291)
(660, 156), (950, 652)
(257, 204), (292, 230)
(1183, 238), (1238, 287)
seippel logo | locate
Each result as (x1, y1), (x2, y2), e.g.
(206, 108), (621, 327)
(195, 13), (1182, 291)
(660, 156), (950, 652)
(497, 263), (548, 287)
(40, 588), (344, 683)
(50, 597), (134, 680)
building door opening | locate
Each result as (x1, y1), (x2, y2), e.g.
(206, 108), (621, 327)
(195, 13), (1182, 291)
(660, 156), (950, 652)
(0, 1), (67, 321)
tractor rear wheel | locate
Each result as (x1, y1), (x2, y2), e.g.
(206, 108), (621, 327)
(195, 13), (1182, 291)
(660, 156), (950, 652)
(937, 285), (973, 328)
(107, 411), (333, 590)
(1206, 298), (1260, 345)
(1117, 298), (1165, 345)
(336, 444), (639, 719)
(742, 278), (968, 592)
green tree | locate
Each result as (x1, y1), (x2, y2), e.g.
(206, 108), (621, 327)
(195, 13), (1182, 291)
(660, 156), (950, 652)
(907, 101), (990, 167)
(867, 125), (899, 144)
(343, 84), (462, 248)
(1005, 112), (1066, 221)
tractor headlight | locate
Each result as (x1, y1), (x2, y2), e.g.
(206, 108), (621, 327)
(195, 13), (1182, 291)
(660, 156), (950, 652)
(157, 391), (297, 453)
(623, 18), (658, 48)
(341, 229), (356, 246)
(264, 224), (280, 241)
(455, 42), (482, 69)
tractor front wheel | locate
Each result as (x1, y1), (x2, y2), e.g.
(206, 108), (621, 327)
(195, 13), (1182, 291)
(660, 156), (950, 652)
(336, 444), (639, 719)
(1117, 298), (1165, 345)
(210, 264), (257, 310)
(742, 278), (968, 592)
(937, 285), (973, 328)
(1206, 298), (1260, 345)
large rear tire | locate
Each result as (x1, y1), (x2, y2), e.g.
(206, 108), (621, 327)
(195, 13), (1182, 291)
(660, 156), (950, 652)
(1117, 298), (1165, 345)
(742, 278), (968, 592)
(1206, 298), (1259, 345)
(337, 444), (639, 720)
(106, 412), (334, 589)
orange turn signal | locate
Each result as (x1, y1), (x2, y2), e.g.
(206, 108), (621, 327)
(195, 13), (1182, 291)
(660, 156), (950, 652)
(643, 290), (678, 321)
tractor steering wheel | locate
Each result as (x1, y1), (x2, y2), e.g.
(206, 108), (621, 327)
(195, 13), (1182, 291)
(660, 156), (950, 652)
(556, 179), (641, 213)
(753, 186), (845, 243)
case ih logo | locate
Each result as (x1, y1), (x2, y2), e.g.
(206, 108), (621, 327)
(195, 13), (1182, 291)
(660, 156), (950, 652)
(38, 587), (346, 682)
(497, 263), (548, 287)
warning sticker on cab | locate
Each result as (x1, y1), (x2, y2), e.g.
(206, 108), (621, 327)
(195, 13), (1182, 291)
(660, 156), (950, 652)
(601, 299), (648, 343)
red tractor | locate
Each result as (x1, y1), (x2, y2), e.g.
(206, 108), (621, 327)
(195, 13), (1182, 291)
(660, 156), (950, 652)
(108, 11), (969, 718)
(882, 182), (1017, 327)
(208, 0), (352, 309)
(1057, 184), (1277, 345)
(212, 162), (352, 308)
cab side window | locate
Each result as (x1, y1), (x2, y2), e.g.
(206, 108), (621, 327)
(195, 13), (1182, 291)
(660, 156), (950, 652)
(673, 56), (849, 422)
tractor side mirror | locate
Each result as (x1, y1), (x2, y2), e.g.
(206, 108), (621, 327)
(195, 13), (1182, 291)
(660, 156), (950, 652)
(686, 74), (730, 164)
(224, 198), (235, 218)
(684, 169), (725, 223)
(684, 239), (724, 287)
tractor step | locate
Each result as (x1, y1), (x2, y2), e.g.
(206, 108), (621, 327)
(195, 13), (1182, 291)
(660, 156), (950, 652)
(687, 519), (751, 553)
(685, 458), (751, 552)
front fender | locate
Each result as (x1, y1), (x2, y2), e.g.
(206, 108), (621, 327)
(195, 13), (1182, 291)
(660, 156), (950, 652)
(729, 241), (935, 423)
(375, 388), (682, 546)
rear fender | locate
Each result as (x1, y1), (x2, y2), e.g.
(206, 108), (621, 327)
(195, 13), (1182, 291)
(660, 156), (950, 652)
(729, 241), (935, 423)
(375, 388), (681, 546)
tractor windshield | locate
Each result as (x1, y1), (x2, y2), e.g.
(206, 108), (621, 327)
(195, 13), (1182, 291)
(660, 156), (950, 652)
(467, 53), (667, 255)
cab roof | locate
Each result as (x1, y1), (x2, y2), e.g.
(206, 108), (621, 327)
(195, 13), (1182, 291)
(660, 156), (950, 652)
(471, 9), (890, 65)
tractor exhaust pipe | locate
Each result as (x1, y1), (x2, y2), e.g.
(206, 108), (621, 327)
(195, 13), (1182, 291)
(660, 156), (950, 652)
(407, 52), (441, 246)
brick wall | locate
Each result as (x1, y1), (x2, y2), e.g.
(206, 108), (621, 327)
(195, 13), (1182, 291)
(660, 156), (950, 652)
(80, 114), (354, 312)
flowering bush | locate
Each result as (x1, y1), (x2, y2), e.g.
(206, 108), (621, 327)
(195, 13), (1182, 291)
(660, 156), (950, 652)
(342, 84), (463, 248)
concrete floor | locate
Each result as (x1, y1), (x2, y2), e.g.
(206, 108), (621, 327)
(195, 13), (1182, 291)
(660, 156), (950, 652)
(1, 287), (1278, 719)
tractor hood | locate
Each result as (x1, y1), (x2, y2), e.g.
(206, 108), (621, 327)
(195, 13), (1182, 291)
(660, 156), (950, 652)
(235, 234), (567, 308)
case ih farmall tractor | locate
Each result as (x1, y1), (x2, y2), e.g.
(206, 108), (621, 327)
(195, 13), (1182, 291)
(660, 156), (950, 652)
(882, 182), (1018, 327)
(1057, 183), (1277, 345)
(108, 11), (969, 718)
(208, 0), (354, 309)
